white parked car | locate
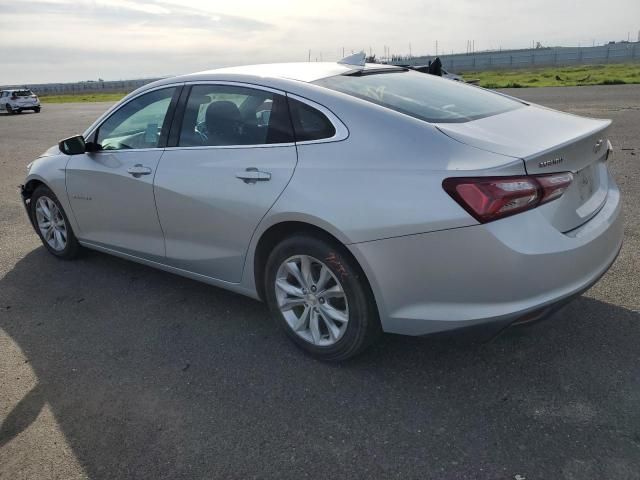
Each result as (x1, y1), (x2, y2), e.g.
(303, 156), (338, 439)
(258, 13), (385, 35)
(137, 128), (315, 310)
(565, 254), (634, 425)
(1, 89), (41, 114)
(21, 58), (622, 360)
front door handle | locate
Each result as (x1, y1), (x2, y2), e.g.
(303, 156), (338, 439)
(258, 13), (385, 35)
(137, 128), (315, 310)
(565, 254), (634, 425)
(235, 168), (271, 184)
(127, 164), (153, 178)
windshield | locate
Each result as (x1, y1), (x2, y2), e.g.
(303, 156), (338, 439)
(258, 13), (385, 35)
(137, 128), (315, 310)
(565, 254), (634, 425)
(313, 70), (524, 123)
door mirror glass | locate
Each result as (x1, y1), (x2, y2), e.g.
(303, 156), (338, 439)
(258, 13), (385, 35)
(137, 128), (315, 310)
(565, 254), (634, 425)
(59, 135), (86, 155)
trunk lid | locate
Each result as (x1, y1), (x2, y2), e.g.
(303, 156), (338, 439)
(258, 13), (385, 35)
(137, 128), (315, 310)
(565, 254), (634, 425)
(435, 104), (611, 232)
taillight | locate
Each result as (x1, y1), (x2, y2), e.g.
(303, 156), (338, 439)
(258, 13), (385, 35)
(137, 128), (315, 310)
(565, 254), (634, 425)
(443, 172), (573, 223)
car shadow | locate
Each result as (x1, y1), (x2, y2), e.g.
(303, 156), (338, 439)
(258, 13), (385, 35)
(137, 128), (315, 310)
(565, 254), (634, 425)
(1, 111), (38, 117)
(1, 247), (640, 479)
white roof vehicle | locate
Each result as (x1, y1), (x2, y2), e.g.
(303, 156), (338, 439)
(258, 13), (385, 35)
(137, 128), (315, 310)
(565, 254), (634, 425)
(1, 89), (41, 114)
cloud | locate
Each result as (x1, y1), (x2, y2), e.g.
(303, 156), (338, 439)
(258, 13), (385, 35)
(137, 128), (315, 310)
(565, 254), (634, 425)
(4, 0), (270, 33)
(0, 0), (638, 84)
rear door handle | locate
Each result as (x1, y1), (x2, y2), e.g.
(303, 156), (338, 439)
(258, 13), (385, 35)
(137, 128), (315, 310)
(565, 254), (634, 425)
(127, 164), (152, 178)
(235, 168), (271, 184)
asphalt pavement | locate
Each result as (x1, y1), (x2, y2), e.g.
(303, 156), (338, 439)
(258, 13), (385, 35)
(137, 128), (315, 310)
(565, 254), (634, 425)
(1, 85), (639, 479)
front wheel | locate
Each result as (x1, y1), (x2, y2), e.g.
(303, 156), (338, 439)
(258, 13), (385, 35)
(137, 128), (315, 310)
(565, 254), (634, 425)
(5, 104), (13, 114)
(30, 185), (80, 259)
(264, 234), (381, 361)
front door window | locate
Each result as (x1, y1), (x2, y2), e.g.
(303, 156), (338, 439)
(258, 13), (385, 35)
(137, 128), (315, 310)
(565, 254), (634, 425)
(96, 88), (176, 150)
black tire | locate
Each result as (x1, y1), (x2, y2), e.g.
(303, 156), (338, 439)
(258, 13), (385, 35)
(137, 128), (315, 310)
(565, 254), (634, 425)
(34, 107), (41, 113)
(30, 185), (81, 259)
(5, 104), (13, 114)
(264, 234), (381, 361)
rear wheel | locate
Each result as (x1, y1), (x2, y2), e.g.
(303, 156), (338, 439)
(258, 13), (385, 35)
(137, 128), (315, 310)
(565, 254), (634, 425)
(264, 234), (381, 361)
(30, 185), (80, 259)
(34, 107), (41, 113)
(5, 104), (13, 114)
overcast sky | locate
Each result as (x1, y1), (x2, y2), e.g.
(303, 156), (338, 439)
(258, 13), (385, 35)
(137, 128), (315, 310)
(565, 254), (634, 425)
(1, 0), (638, 84)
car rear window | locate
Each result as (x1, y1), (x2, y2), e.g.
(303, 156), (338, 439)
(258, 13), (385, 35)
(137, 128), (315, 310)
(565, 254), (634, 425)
(313, 70), (524, 123)
(14, 90), (33, 96)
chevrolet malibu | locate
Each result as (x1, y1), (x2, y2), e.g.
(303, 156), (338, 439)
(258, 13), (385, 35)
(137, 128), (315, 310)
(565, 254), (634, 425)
(20, 57), (623, 360)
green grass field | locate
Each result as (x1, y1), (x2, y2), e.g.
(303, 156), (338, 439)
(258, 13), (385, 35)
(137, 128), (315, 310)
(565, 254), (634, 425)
(36, 63), (640, 104)
(463, 63), (640, 88)
(40, 92), (127, 103)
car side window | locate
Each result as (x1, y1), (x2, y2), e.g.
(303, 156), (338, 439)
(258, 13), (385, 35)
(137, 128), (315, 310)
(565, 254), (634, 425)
(96, 87), (176, 150)
(287, 98), (336, 142)
(177, 85), (294, 147)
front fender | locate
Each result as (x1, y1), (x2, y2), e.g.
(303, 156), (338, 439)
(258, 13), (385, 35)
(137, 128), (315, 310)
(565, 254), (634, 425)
(22, 154), (80, 235)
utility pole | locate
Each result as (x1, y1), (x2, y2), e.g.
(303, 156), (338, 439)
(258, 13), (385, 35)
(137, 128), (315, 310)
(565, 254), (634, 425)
(342, 47), (345, 58)
(435, 40), (438, 56)
(409, 43), (412, 57)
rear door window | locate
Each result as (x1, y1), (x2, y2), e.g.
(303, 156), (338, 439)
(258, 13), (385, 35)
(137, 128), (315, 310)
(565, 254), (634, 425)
(177, 85), (294, 147)
(313, 70), (524, 123)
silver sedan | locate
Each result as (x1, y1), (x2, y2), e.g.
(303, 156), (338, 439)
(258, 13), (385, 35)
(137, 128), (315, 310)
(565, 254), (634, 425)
(21, 58), (623, 360)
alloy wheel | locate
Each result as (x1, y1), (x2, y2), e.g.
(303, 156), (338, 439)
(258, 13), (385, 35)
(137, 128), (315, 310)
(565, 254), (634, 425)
(275, 255), (349, 346)
(35, 196), (67, 251)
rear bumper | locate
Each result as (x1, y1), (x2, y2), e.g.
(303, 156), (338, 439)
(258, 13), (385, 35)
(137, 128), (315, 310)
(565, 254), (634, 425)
(349, 175), (623, 336)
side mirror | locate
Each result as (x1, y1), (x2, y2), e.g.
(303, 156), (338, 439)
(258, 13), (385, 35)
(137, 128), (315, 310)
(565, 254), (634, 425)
(58, 135), (86, 155)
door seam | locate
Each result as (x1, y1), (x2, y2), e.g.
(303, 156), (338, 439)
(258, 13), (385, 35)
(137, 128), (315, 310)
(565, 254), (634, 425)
(152, 149), (168, 257)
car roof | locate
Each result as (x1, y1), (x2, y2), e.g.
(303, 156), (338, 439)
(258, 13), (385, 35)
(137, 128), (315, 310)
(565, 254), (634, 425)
(193, 62), (403, 83)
